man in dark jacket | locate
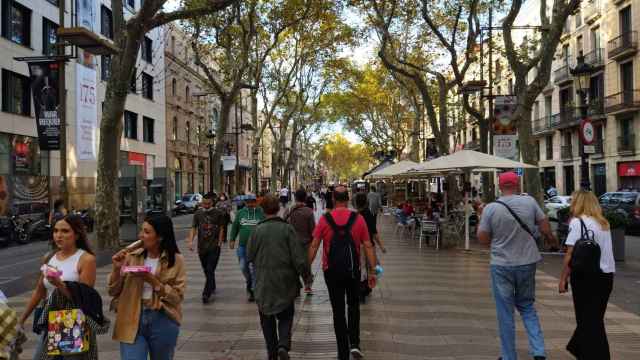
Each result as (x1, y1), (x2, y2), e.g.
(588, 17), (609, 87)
(247, 195), (311, 360)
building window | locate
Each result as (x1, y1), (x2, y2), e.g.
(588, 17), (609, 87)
(100, 5), (113, 39)
(545, 135), (553, 160)
(42, 18), (58, 55)
(575, 10), (582, 28)
(141, 72), (153, 100)
(171, 36), (175, 54)
(124, 111), (138, 139)
(101, 55), (111, 81)
(1, 0), (32, 47)
(129, 67), (136, 93)
(186, 122), (191, 144)
(185, 86), (190, 103)
(171, 78), (176, 96)
(141, 36), (152, 63)
(126, 0), (135, 9)
(171, 117), (177, 140)
(1, 69), (30, 116)
(143, 117), (154, 143)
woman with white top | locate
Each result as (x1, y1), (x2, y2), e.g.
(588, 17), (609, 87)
(559, 190), (615, 360)
(19, 215), (97, 359)
(108, 214), (185, 360)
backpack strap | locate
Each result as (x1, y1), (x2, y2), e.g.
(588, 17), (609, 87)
(324, 212), (358, 232)
(494, 200), (536, 240)
(345, 212), (358, 231)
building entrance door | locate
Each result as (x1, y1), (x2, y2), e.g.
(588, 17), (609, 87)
(592, 163), (607, 196)
(564, 165), (575, 195)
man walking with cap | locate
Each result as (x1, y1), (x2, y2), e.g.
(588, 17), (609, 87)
(477, 172), (557, 360)
(230, 193), (265, 302)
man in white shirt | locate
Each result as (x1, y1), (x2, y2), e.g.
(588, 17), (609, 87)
(279, 187), (290, 207)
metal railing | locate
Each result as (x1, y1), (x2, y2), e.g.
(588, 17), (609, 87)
(618, 135), (635, 153)
(554, 64), (572, 84)
(561, 145), (574, 159)
(608, 31), (638, 59)
(588, 97), (605, 116)
(593, 140), (604, 155)
(584, 48), (604, 67)
(532, 116), (551, 133)
(559, 106), (577, 125)
(605, 90), (640, 113)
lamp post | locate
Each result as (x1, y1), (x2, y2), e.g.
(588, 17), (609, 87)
(570, 53), (597, 190)
(205, 129), (216, 193)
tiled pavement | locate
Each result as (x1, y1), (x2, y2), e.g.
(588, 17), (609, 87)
(6, 213), (640, 359)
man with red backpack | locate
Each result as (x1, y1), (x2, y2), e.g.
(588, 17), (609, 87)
(308, 185), (378, 360)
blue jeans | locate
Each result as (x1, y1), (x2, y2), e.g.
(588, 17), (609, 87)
(120, 309), (180, 360)
(490, 263), (545, 360)
(237, 245), (256, 292)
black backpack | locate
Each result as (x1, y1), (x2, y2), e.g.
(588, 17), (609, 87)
(325, 212), (359, 279)
(570, 218), (602, 274)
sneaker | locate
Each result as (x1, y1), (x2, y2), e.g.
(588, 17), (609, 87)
(277, 347), (290, 360)
(350, 347), (364, 359)
(533, 357), (546, 360)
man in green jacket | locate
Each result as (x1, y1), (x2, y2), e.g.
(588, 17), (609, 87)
(230, 193), (265, 301)
(248, 194), (311, 360)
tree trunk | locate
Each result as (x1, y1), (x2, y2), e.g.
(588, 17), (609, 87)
(250, 89), (259, 193)
(515, 101), (544, 204)
(212, 98), (233, 193)
(95, 26), (142, 250)
(410, 112), (421, 162)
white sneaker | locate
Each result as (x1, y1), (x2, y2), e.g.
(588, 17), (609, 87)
(350, 347), (364, 359)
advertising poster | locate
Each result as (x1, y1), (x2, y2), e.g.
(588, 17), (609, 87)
(28, 61), (61, 150)
(76, 63), (98, 160)
(493, 95), (518, 160)
(493, 135), (519, 161)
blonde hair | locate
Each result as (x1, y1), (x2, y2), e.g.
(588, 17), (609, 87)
(570, 189), (609, 230)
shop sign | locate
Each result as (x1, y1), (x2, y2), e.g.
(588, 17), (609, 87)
(618, 162), (640, 177)
(493, 134), (519, 161)
(128, 152), (145, 166)
(76, 63), (97, 160)
(222, 156), (236, 171)
(493, 96), (517, 135)
(28, 61), (61, 150)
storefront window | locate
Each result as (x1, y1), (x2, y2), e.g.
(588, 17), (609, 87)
(0, 134), (10, 174)
(11, 135), (47, 176)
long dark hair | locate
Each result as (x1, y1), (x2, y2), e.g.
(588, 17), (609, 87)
(144, 214), (180, 268)
(56, 214), (94, 255)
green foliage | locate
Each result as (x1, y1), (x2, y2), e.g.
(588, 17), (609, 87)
(604, 211), (630, 229)
(318, 133), (372, 182)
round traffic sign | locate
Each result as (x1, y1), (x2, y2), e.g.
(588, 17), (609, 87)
(580, 119), (595, 145)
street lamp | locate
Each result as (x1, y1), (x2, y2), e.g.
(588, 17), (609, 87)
(570, 53), (597, 190)
(205, 129), (216, 193)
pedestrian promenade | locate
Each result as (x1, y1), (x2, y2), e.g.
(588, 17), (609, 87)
(6, 213), (640, 359)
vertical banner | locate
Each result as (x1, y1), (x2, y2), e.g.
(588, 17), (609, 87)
(145, 155), (154, 180)
(28, 61), (61, 150)
(76, 63), (98, 160)
(493, 95), (519, 161)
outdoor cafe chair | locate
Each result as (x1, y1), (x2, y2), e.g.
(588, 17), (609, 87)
(419, 218), (440, 250)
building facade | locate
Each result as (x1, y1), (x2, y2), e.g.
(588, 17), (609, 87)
(0, 0), (166, 217)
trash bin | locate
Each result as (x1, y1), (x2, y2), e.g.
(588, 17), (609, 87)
(611, 227), (626, 262)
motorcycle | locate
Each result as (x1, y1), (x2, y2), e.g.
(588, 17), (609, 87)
(11, 215), (29, 245)
(0, 216), (13, 247)
(26, 217), (52, 242)
(171, 200), (188, 217)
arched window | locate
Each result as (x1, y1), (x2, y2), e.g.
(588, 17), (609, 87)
(171, 78), (176, 96)
(186, 121), (191, 144)
(172, 117), (178, 140)
(185, 86), (190, 103)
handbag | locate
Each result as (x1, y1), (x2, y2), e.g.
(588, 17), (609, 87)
(32, 306), (44, 334)
(46, 309), (90, 356)
(569, 218), (601, 274)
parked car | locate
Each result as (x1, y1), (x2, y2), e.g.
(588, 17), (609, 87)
(599, 191), (640, 230)
(544, 196), (572, 220)
(178, 193), (203, 213)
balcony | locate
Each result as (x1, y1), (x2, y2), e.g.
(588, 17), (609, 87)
(608, 31), (638, 61)
(583, 48), (604, 68)
(549, 113), (561, 127)
(532, 116), (552, 134)
(558, 106), (578, 127)
(554, 64), (572, 84)
(604, 90), (640, 114)
(561, 145), (575, 160)
(618, 135), (635, 154)
(587, 98), (605, 118)
(583, 0), (602, 24)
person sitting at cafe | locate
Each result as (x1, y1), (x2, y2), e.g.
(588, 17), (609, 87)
(402, 201), (415, 217)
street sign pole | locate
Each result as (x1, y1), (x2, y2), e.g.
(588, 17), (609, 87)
(579, 117), (594, 190)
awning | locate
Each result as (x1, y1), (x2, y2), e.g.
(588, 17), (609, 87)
(365, 160), (419, 180)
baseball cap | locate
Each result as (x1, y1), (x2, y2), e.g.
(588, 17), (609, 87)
(245, 193), (257, 201)
(498, 172), (519, 187)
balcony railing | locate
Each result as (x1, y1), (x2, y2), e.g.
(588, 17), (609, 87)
(561, 145), (574, 160)
(533, 116), (551, 134)
(549, 113), (561, 127)
(608, 31), (638, 60)
(618, 135), (635, 153)
(584, 48), (604, 68)
(604, 90), (640, 114)
(593, 140), (604, 155)
(554, 64), (572, 84)
(587, 98), (605, 117)
(558, 106), (578, 125)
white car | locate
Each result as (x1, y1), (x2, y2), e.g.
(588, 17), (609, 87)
(545, 196), (571, 220)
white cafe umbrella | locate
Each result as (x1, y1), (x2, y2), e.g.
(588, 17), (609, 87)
(365, 160), (419, 180)
(402, 150), (538, 251)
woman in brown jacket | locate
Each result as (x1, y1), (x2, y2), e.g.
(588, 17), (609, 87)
(108, 214), (186, 360)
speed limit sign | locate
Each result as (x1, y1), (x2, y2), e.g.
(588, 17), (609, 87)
(580, 119), (595, 145)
